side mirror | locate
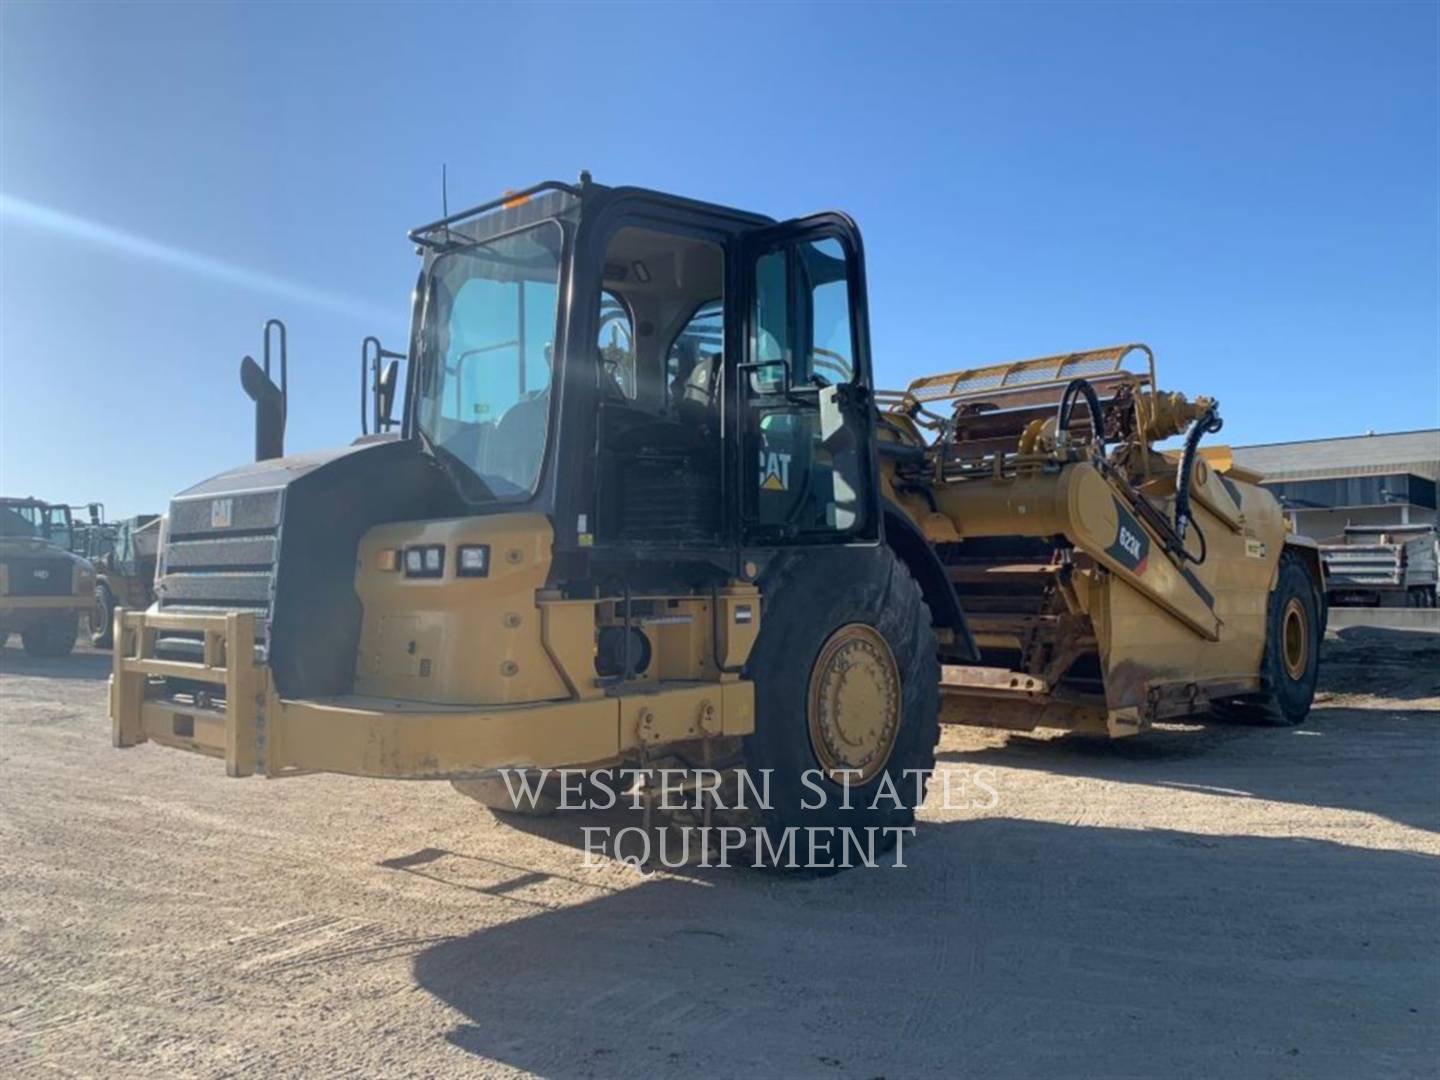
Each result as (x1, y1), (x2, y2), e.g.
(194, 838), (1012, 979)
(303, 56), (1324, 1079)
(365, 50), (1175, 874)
(377, 359), (399, 431)
(87, 503), (101, 525)
(362, 336), (406, 435)
(820, 383), (873, 451)
(739, 358), (791, 398)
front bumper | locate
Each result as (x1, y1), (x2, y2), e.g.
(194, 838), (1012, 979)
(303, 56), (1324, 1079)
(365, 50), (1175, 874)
(0, 594), (90, 633)
(0, 594), (90, 613)
(109, 609), (754, 779)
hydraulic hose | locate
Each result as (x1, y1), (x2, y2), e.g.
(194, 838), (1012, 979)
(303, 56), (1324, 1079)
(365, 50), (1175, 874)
(1173, 404), (1224, 564)
(1057, 378), (1106, 459)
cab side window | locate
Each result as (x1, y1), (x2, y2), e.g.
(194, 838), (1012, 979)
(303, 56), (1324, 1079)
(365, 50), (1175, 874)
(745, 232), (868, 538)
(666, 299), (723, 414)
(598, 290), (636, 400)
(593, 227), (727, 546)
(749, 237), (855, 391)
(802, 238), (854, 384)
(751, 251), (788, 391)
(46, 507), (73, 551)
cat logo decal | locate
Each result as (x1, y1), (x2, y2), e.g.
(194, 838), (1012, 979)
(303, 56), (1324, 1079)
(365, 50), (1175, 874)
(759, 450), (791, 492)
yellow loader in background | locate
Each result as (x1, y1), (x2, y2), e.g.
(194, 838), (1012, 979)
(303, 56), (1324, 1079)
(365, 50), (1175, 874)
(83, 513), (162, 649)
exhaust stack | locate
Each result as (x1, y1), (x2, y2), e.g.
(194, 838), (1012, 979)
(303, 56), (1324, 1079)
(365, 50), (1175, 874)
(241, 318), (287, 461)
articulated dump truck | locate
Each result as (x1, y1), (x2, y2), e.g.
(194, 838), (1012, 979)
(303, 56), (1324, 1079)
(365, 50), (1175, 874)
(2, 497), (94, 656)
(111, 175), (1323, 845)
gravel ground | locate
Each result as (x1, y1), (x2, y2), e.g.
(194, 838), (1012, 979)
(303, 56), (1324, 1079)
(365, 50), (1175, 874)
(1, 629), (1436, 1078)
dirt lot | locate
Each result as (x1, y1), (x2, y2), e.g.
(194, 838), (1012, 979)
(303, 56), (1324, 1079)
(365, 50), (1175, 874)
(1, 630), (1437, 1079)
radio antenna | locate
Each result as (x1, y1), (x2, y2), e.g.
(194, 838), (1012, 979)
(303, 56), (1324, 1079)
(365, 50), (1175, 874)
(442, 163), (451, 244)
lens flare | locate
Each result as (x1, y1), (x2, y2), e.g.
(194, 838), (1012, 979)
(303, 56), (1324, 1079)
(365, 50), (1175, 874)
(0, 192), (387, 322)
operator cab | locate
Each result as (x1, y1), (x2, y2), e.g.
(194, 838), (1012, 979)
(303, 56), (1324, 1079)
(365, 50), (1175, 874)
(0, 498), (74, 551)
(407, 175), (880, 585)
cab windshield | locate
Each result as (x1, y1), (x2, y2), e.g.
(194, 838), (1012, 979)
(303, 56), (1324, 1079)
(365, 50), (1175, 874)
(417, 223), (563, 501)
(0, 502), (43, 539)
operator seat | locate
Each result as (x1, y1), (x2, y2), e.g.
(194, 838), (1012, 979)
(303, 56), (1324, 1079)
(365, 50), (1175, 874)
(483, 390), (550, 493)
(675, 351), (719, 428)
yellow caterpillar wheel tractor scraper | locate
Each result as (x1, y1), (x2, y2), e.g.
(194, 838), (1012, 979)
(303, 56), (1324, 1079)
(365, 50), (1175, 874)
(110, 175), (1324, 852)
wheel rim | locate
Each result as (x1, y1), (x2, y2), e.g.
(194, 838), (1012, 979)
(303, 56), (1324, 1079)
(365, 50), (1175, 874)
(806, 623), (901, 783)
(1281, 597), (1308, 681)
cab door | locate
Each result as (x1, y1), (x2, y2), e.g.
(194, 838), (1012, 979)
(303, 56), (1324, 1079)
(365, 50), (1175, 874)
(736, 214), (879, 546)
(45, 505), (74, 552)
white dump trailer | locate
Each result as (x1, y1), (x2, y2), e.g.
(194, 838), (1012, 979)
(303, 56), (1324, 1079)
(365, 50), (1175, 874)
(1321, 524), (1438, 607)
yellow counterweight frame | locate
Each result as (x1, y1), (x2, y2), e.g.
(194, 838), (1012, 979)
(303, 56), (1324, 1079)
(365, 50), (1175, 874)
(109, 609), (755, 780)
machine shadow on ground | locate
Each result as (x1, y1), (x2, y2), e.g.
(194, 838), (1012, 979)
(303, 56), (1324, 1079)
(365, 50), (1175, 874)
(932, 629), (1440, 832)
(0, 644), (111, 681)
(942, 700), (1440, 834)
(1318, 626), (1440, 704)
(411, 818), (1439, 1079)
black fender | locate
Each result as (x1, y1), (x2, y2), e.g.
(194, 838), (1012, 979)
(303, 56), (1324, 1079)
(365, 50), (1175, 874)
(1283, 536), (1329, 635)
(881, 498), (977, 660)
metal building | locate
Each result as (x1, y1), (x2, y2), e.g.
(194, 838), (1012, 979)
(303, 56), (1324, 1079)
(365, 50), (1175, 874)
(1232, 429), (1440, 541)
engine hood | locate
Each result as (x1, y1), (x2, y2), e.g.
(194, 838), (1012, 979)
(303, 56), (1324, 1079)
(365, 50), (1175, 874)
(0, 536), (92, 570)
(173, 442), (381, 501)
(158, 438), (463, 697)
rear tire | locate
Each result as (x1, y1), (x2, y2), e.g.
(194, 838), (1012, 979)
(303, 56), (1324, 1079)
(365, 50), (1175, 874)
(1216, 551), (1320, 726)
(741, 547), (940, 867)
(22, 615), (78, 658)
(91, 583), (116, 649)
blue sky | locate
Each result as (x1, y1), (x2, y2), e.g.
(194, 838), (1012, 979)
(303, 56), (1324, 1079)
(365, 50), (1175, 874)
(2, 1), (1435, 516)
